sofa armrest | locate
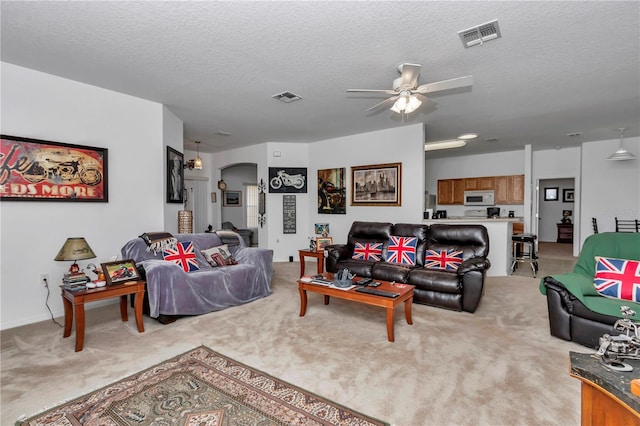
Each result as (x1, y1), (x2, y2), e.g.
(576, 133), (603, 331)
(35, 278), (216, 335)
(325, 244), (351, 262)
(457, 257), (491, 275)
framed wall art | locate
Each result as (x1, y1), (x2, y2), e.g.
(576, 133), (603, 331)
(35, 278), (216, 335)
(223, 190), (242, 206)
(100, 259), (140, 285)
(166, 146), (184, 204)
(563, 188), (575, 202)
(351, 162), (401, 206)
(544, 187), (559, 201)
(318, 167), (346, 214)
(268, 167), (307, 193)
(0, 134), (108, 202)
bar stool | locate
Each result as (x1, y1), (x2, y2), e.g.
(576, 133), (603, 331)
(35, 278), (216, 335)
(510, 233), (538, 277)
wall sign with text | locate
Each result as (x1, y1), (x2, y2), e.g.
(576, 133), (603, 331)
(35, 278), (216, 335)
(0, 134), (108, 202)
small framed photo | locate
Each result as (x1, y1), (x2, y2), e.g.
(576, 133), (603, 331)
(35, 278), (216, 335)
(316, 237), (333, 250)
(544, 187), (559, 201)
(563, 188), (575, 202)
(223, 190), (242, 206)
(100, 259), (140, 285)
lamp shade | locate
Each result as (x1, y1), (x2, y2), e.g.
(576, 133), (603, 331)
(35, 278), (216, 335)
(54, 237), (96, 261)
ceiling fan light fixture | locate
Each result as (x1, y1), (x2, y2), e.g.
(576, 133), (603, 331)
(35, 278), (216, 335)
(606, 128), (637, 161)
(404, 96), (422, 114)
(424, 139), (467, 151)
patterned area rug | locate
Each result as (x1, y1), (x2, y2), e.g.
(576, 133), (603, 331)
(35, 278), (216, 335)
(18, 346), (388, 426)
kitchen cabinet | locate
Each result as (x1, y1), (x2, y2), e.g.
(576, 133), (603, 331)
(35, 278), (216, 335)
(513, 222), (524, 234)
(465, 176), (494, 190)
(438, 175), (525, 205)
(495, 175), (525, 204)
(437, 179), (465, 205)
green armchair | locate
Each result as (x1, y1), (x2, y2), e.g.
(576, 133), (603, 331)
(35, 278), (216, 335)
(540, 232), (640, 348)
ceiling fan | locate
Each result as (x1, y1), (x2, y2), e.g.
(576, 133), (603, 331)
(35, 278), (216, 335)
(346, 63), (473, 115)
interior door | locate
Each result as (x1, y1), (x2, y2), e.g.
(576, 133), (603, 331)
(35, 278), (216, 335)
(184, 179), (209, 233)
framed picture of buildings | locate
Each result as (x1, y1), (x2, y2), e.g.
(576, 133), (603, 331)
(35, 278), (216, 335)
(351, 162), (401, 206)
(0, 134), (108, 202)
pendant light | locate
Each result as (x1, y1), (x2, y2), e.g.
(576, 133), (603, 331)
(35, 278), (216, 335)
(607, 128), (637, 161)
(184, 141), (204, 170)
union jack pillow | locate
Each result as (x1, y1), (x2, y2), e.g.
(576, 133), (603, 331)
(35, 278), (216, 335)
(424, 249), (463, 271)
(594, 256), (640, 302)
(352, 242), (384, 261)
(385, 236), (417, 265)
(163, 241), (199, 272)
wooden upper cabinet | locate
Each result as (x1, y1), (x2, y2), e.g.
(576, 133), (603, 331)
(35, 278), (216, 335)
(465, 177), (494, 190)
(437, 179), (465, 205)
(494, 176), (510, 204)
(509, 175), (525, 204)
(438, 174), (524, 205)
(453, 179), (465, 204)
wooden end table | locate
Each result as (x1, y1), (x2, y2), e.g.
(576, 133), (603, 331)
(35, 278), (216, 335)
(298, 275), (414, 342)
(298, 249), (325, 277)
(61, 280), (145, 352)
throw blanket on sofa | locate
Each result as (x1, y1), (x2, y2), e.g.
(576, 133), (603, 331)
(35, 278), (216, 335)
(139, 232), (178, 253)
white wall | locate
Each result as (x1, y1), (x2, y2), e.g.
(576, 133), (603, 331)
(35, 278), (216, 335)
(580, 137), (640, 245)
(163, 107), (185, 233)
(212, 124), (425, 262)
(0, 63), (168, 330)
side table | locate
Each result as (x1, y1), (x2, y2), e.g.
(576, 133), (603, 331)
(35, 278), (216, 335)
(61, 280), (145, 352)
(298, 249), (325, 277)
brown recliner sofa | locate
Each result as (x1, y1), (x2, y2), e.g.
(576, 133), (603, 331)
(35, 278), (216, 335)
(325, 221), (490, 313)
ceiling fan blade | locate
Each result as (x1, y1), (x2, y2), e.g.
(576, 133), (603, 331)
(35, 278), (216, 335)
(399, 63), (421, 88)
(365, 96), (399, 112)
(416, 75), (473, 94)
(346, 88), (398, 95)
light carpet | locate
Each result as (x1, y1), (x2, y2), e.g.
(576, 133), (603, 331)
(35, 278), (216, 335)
(2, 261), (587, 425)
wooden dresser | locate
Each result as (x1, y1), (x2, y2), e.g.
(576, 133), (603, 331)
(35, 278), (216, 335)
(557, 223), (573, 243)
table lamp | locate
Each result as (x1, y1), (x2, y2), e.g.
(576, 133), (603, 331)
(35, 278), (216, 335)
(54, 237), (96, 273)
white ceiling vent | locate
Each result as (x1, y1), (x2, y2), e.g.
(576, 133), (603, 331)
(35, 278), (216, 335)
(272, 91), (303, 103)
(458, 19), (501, 48)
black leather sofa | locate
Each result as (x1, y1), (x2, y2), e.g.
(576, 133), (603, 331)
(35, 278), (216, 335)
(325, 221), (490, 313)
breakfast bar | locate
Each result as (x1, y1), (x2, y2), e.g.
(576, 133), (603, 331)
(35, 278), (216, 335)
(423, 217), (523, 276)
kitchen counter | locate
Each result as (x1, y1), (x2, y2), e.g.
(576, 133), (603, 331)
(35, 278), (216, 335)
(424, 217), (523, 276)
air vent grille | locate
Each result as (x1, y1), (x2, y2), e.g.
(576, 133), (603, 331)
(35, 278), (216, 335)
(272, 91), (303, 103)
(458, 19), (501, 48)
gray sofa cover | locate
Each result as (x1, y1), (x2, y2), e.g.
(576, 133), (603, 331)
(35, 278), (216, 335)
(121, 232), (273, 318)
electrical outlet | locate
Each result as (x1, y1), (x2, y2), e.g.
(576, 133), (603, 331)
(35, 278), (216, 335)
(40, 273), (49, 287)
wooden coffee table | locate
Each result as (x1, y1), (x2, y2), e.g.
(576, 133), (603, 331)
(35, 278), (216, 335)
(298, 275), (413, 342)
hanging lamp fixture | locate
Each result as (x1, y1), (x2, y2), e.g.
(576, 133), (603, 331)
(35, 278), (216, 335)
(185, 141), (204, 170)
(607, 128), (637, 161)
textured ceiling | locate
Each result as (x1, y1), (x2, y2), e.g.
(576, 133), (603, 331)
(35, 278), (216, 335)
(2, 1), (639, 159)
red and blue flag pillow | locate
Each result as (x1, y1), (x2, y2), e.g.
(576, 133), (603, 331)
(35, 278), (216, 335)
(594, 256), (640, 302)
(424, 249), (463, 271)
(163, 241), (199, 272)
(385, 236), (417, 265)
(352, 242), (384, 261)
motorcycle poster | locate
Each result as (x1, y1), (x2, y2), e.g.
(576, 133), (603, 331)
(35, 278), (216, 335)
(0, 134), (108, 201)
(268, 167), (307, 193)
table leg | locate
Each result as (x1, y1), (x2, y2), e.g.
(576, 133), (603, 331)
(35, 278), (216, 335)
(74, 302), (85, 352)
(386, 307), (395, 342)
(62, 295), (72, 338)
(317, 256), (324, 274)
(405, 296), (413, 325)
(324, 295), (330, 305)
(134, 288), (145, 332)
(299, 288), (307, 316)
(299, 252), (306, 277)
(120, 295), (129, 322)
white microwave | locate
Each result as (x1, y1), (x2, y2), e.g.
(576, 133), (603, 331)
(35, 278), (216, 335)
(464, 190), (495, 206)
